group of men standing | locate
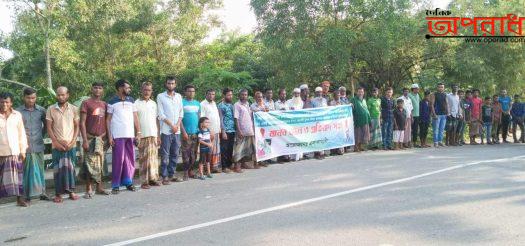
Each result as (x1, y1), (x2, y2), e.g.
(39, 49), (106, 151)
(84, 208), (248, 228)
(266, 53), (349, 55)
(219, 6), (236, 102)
(0, 77), (523, 207)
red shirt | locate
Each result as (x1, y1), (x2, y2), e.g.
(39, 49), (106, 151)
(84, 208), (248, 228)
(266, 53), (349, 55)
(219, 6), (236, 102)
(80, 98), (107, 137)
(469, 97), (482, 120)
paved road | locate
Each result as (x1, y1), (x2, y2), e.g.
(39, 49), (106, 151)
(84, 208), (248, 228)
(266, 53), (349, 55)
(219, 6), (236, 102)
(1, 144), (525, 245)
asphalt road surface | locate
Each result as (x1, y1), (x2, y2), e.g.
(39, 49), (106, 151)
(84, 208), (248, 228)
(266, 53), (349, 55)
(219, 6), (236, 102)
(1, 144), (525, 245)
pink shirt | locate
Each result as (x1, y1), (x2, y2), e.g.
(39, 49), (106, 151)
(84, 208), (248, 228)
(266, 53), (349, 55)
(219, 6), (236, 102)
(234, 101), (254, 136)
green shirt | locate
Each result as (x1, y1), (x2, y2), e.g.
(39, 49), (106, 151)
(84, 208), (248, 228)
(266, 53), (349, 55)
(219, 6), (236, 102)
(351, 96), (371, 127)
(408, 92), (421, 117)
(367, 97), (381, 119)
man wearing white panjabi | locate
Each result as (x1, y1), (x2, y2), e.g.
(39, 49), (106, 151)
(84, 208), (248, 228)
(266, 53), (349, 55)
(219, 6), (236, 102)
(286, 88), (304, 161)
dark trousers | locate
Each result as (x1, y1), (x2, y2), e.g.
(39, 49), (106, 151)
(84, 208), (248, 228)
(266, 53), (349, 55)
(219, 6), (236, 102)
(512, 117), (525, 142)
(412, 116), (420, 143)
(419, 121), (430, 142)
(220, 132), (235, 169)
(500, 113), (511, 140)
(160, 133), (180, 178)
(181, 134), (199, 171)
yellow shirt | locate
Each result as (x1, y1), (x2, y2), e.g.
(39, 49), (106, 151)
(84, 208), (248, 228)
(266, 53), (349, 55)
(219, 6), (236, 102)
(0, 110), (28, 156)
(46, 103), (79, 147)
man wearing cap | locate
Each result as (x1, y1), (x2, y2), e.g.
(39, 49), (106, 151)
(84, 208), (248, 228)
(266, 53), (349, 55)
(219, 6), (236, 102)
(287, 88), (304, 161)
(311, 87), (327, 159)
(339, 87), (349, 105)
(408, 84), (421, 147)
(300, 84), (313, 109)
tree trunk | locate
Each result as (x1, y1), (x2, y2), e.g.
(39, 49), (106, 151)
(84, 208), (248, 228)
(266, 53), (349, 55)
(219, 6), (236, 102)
(45, 32), (53, 91)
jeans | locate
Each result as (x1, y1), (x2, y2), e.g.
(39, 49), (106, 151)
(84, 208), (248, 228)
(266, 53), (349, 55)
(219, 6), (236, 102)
(483, 122), (492, 143)
(160, 133), (181, 178)
(381, 119), (393, 148)
(432, 115), (447, 143)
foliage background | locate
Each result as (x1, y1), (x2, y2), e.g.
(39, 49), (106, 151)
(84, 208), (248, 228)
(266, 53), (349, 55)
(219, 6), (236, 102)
(1, 0), (524, 107)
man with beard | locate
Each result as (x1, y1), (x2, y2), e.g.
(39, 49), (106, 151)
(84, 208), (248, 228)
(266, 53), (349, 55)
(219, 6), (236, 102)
(352, 87), (371, 152)
(300, 84), (313, 109)
(287, 88), (304, 161)
(17, 88), (49, 203)
(46, 86), (81, 202)
(0, 92), (29, 207)
(107, 79), (141, 194)
(218, 88), (239, 173)
(339, 87), (349, 105)
(79, 82), (111, 198)
(157, 76), (183, 184)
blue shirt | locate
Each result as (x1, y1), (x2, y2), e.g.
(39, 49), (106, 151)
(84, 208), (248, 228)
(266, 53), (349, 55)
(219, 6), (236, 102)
(511, 102), (525, 118)
(419, 100), (431, 124)
(218, 102), (235, 133)
(182, 99), (201, 135)
(499, 96), (512, 112)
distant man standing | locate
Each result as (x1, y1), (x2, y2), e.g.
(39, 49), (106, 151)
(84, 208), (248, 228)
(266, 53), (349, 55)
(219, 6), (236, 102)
(300, 84), (313, 109)
(264, 89), (276, 111)
(201, 89), (222, 173)
(135, 81), (161, 189)
(352, 87), (371, 152)
(275, 88), (289, 111)
(157, 76), (184, 184)
(321, 81), (331, 101)
(339, 87), (349, 105)
(468, 89), (483, 144)
(107, 79), (141, 194)
(381, 87), (395, 150)
(498, 89), (512, 143)
(445, 85), (461, 146)
(46, 86), (80, 202)
(218, 88), (238, 173)
(0, 92), (29, 207)
(367, 88), (382, 150)
(430, 83), (448, 147)
(398, 88), (413, 148)
(408, 84), (421, 147)
(181, 85), (201, 180)
(79, 82), (110, 198)
(287, 88), (304, 110)
(17, 88), (49, 202)
(510, 95), (525, 143)
(233, 89), (256, 169)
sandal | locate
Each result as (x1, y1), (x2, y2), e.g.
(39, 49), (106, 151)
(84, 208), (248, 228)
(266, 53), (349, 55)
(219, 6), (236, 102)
(126, 185), (136, 192)
(40, 194), (50, 201)
(111, 189), (120, 195)
(141, 184), (151, 189)
(53, 196), (63, 203)
(95, 190), (111, 196)
(69, 193), (80, 201)
(150, 181), (161, 186)
(83, 192), (93, 199)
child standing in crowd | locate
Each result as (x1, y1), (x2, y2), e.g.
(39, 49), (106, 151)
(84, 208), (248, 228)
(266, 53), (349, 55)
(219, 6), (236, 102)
(393, 99), (406, 150)
(491, 94), (502, 144)
(197, 117), (213, 180)
(481, 97), (493, 145)
(419, 91), (431, 148)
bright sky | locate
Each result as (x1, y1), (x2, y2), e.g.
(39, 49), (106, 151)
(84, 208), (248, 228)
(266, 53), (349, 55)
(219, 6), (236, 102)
(0, 0), (452, 60)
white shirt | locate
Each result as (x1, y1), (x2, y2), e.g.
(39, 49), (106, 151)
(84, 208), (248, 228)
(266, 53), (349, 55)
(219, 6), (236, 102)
(0, 110), (27, 156)
(398, 95), (413, 118)
(157, 91), (183, 135)
(275, 99), (290, 111)
(108, 96), (137, 139)
(264, 99), (276, 111)
(135, 99), (158, 138)
(286, 98), (304, 110)
(200, 100), (221, 134)
(446, 93), (461, 117)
